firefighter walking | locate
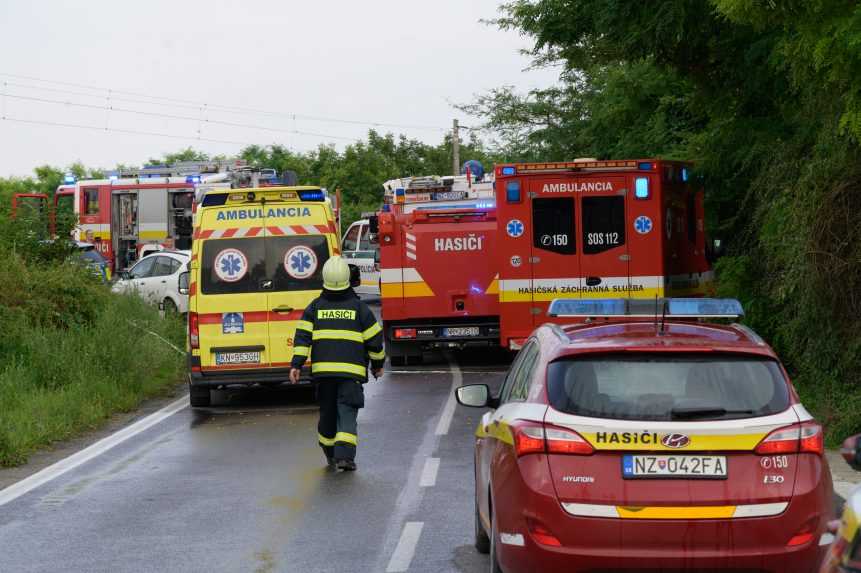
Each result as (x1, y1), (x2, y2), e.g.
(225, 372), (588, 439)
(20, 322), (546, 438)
(289, 256), (385, 471)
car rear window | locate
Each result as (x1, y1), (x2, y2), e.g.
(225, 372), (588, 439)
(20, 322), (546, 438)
(201, 236), (329, 295)
(547, 354), (790, 421)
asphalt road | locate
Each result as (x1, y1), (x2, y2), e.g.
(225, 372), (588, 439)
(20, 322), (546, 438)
(0, 296), (855, 572)
(0, 334), (509, 572)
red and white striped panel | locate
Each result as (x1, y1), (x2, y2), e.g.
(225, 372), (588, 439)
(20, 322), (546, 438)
(194, 224), (333, 240)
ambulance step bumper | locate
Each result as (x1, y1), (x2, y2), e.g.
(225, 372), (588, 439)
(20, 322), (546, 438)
(188, 367), (311, 387)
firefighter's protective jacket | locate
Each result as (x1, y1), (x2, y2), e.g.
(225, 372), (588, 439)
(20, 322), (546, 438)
(291, 289), (385, 381)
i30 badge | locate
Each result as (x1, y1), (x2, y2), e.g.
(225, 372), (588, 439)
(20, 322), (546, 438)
(661, 433), (691, 449)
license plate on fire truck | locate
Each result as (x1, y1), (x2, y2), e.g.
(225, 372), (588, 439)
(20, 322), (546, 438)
(622, 455), (727, 479)
(215, 351), (261, 365)
(443, 327), (480, 337)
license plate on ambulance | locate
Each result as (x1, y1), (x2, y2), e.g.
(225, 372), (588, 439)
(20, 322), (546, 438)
(443, 327), (480, 337)
(622, 455), (727, 479)
(215, 351), (261, 365)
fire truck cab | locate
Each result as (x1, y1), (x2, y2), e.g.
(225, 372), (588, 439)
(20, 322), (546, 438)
(495, 159), (713, 349)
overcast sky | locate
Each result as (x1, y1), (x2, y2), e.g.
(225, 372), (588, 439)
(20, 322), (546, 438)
(0, 0), (558, 177)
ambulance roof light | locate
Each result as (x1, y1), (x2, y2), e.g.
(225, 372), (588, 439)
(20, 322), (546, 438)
(298, 190), (325, 201)
(501, 166), (516, 176)
(638, 162), (654, 170)
(186, 175), (201, 184)
(547, 297), (743, 319)
(63, 173), (76, 184)
(681, 167), (689, 182)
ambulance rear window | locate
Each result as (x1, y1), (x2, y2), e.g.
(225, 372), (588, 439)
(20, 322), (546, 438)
(582, 196), (625, 254)
(533, 197), (576, 255)
(201, 236), (329, 294)
(547, 354), (789, 421)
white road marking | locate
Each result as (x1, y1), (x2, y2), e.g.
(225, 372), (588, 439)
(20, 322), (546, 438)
(386, 521), (424, 573)
(434, 360), (461, 436)
(419, 457), (440, 487)
(0, 395), (188, 507)
(834, 480), (860, 500)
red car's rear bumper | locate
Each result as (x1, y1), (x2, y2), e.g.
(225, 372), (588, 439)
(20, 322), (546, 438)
(494, 458), (831, 573)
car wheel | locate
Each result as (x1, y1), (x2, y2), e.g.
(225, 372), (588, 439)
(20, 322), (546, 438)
(489, 503), (503, 573)
(475, 496), (490, 554)
(189, 382), (211, 407)
(163, 297), (178, 314)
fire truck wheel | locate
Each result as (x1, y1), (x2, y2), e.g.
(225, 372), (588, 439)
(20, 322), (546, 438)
(188, 383), (211, 407)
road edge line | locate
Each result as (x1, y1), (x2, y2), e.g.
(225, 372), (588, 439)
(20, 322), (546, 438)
(0, 395), (188, 507)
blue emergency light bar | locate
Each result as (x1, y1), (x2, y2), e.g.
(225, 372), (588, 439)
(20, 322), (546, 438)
(547, 298), (744, 319)
(63, 173), (76, 184)
(501, 166), (516, 176)
(186, 175), (201, 184)
(298, 190), (325, 201)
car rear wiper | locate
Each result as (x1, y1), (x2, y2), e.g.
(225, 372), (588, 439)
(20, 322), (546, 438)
(670, 407), (754, 420)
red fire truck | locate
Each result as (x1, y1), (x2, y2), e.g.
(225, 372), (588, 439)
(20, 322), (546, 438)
(53, 160), (250, 272)
(377, 172), (499, 365)
(494, 158), (714, 349)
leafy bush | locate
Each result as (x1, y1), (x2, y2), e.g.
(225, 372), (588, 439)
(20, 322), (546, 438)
(0, 253), (184, 467)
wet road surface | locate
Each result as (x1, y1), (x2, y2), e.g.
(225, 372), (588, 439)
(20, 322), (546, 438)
(0, 342), (509, 572)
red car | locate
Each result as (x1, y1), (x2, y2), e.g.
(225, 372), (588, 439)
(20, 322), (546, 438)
(457, 298), (834, 573)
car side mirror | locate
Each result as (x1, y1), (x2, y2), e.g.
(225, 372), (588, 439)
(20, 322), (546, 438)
(120, 270), (131, 281)
(348, 264), (361, 288)
(178, 271), (190, 296)
(841, 434), (861, 471)
(456, 384), (498, 408)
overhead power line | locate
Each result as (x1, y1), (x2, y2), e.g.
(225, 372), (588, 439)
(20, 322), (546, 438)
(0, 91), (364, 142)
(1, 115), (258, 147)
(0, 72), (448, 132)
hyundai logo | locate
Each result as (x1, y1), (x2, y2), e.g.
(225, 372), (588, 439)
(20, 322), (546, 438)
(661, 434), (691, 449)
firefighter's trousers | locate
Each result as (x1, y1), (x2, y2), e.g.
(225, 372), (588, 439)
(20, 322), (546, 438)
(316, 377), (364, 462)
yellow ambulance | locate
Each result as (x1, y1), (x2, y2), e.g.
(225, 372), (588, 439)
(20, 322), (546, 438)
(186, 187), (340, 407)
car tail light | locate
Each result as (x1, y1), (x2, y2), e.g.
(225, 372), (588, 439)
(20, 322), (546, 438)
(786, 516), (818, 547)
(512, 422), (545, 456)
(526, 517), (561, 547)
(394, 328), (416, 339)
(544, 425), (594, 455)
(755, 422), (823, 456)
(511, 422), (593, 457)
(189, 312), (200, 349)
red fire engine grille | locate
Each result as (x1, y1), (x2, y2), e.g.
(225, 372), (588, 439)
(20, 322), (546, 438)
(194, 224), (333, 240)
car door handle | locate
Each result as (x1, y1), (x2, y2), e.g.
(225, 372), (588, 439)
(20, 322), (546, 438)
(272, 305), (294, 313)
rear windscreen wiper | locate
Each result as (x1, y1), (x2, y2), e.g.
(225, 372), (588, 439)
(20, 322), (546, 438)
(670, 407), (754, 420)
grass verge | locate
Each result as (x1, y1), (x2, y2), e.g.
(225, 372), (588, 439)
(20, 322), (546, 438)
(0, 293), (185, 468)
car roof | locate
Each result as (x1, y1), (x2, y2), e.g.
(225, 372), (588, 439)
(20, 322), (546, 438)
(539, 320), (776, 361)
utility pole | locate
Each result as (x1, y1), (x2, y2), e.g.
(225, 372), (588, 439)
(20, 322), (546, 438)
(452, 118), (460, 176)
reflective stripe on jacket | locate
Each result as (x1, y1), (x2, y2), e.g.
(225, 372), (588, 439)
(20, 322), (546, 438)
(290, 289), (385, 381)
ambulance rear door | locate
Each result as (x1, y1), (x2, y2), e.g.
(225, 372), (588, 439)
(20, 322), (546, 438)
(197, 206), (272, 371)
(576, 176), (630, 298)
(266, 203), (334, 369)
(526, 179), (581, 327)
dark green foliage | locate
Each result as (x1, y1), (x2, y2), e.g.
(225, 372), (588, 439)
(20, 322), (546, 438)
(471, 0), (861, 441)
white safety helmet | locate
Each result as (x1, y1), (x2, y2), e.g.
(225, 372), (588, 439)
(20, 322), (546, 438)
(322, 256), (350, 291)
